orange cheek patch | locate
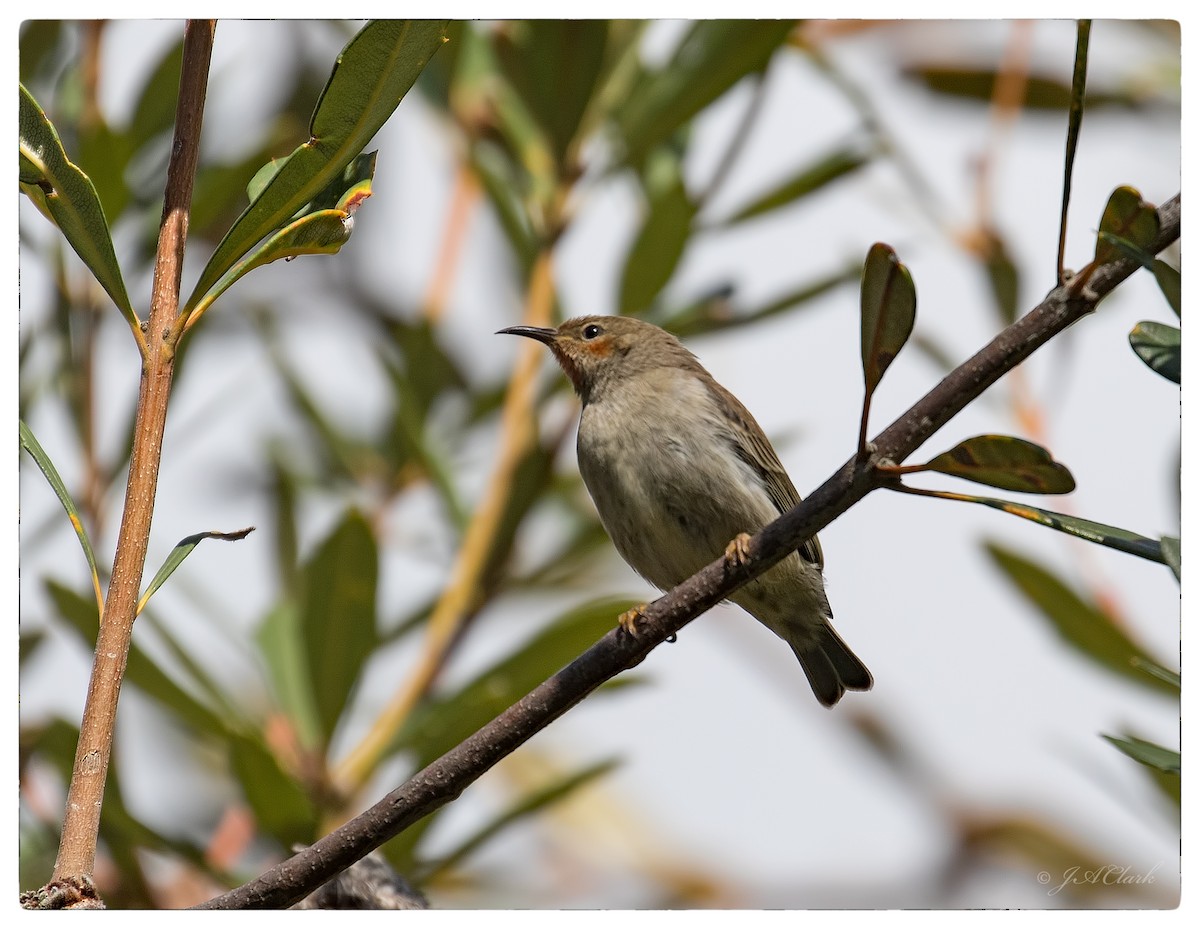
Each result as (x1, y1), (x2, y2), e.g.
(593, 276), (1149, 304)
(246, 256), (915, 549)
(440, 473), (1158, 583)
(582, 339), (614, 358)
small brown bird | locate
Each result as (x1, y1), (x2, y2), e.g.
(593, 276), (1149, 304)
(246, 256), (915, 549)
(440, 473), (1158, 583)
(500, 315), (872, 706)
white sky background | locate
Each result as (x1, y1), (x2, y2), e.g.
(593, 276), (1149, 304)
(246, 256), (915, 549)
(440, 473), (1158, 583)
(11, 8), (1188, 916)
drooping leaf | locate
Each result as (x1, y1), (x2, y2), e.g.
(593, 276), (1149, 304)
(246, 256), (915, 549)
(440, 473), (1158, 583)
(1129, 321), (1180, 384)
(19, 83), (137, 331)
(184, 20), (448, 314)
(722, 143), (869, 225)
(20, 419), (103, 613)
(618, 150), (696, 313)
(904, 65), (1134, 110)
(1102, 734), (1180, 775)
(860, 242), (917, 398)
(984, 543), (1178, 694)
(1161, 535), (1180, 581)
(614, 20), (795, 167)
(923, 435), (1076, 494)
(1094, 186), (1159, 265)
(137, 526), (255, 615)
(905, 488), (1163, 562)
(299, 509), (379, 745)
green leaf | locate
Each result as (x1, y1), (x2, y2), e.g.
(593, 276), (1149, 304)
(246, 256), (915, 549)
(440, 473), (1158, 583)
(137, 526), (255, 615)
(256, 601), (322, 751)
(184, 20), (448, 314)
(300, 509), (379, 745)
(722, 143), (868, 224)
(984, 543), (1178, 695)
(909, 490), (1164, 562)
(981, 232), (1020, 327)
(618, 152), (696, 313)
(1095, 186), (1159, 265)
(20, 419), (103, 613)
(228, 735), (318, 849)
(614, 20), (795, 166)
(1129, 321), (1180, 384)
(1102, 734), (1180, 775)
(923, 435), (1076, 494)
(396, 598), (640, 769)
(1094, 232), (1180, 316)
(493, 21), (609, 167)
(860, 242), (916, 399)
(1161, 535), (1180, 580)
(19, 83), (137, 330)
(418, 758), (621, 882)
(904, 65), (1133, 110)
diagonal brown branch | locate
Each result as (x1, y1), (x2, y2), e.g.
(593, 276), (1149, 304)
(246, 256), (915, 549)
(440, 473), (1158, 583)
(197, 193), (1179, 910)
(50, 20), (216, 885)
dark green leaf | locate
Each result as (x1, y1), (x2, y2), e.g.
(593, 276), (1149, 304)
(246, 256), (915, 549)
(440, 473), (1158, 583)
(1131, 657), (1180, 689)
(1129, 321), (1180, 383)
(984, 543), (1178, 694)
(185, 20), (448, 313)
(1161, 535), (1180, 580)
(924, 435), (1076, 494)
(300, 509), (379, 745)
(493, 21), (609, 167)
(138, 526), (255, 615)
(904, 66), (1133, 110)
(618, 152), (696, 313)
(1095, 186), (1159, 265)
(19, 83), (137, 329)
(228, 735), (318, 849)
(128, 37), (185, 146)
(1102, 734), (1180, 775)
(1154, 260), (1181, 316)
(723, 144), (868, 224)
(860, 242), (916, 398)
(614, 20), (795, 166)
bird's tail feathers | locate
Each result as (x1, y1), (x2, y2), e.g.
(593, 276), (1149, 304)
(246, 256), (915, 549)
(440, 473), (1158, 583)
(790, 624), (873, 708)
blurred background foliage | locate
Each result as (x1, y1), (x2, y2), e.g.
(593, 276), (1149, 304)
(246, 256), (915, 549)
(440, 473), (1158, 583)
(18, 20), (1179, 908)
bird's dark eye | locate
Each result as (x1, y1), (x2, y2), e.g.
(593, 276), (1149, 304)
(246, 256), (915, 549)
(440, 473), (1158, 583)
(582, 323), (604, 340)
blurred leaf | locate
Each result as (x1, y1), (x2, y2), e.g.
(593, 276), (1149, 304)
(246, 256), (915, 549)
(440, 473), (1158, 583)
(619, 151), (696, 313)
(418, 757), (621, 882)
(137, 526), (255, 615)
(904, 65), (1134, 110)
(1161, 535), (1180, 580)
(981, 231), (1020, 326)
(396, 597), (640, 768)
(614, 20), (795, 166)
(185, 20), (448, 313)
(228, 735), (319, 849)
(722, 143), (868, 224)
(257, 601), (322, 750)
(128, 36), (185, 146)
(470, 139), (538, 267)
(1131, 657), (1180, 690)
(1094, 186), (1158, 265)
(18, 20), (64, 85)
(1094, 232), (1180, 316)
(300, 509), (379, 745)
(19, 83), (137, 330)
(76, 117), (134, 226)
(860, 242), (916, 399)
(20, 419), (104, 613)
(493, 21), (609, 167)
(1128, 321), (1180, 384)
(20, 630), (46, 666)
(909, 489), (1164, 563)
(984, 543), (1178, 695)
(1103, 734), (1180, 775)
(46, 581), (237, 738)
(922, 435), (1076, 494)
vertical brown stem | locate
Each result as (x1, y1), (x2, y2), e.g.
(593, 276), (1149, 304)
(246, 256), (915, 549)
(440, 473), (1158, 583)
(52, 19), (216, 883)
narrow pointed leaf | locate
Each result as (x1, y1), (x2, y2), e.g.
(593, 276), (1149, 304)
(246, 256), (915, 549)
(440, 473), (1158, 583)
(20, 419), (103, 613)
(256, 601), (322, 750)
(19, 84), (137, 328)
(923, 435), (1076, 494)
(1131, 657), (1180, 689)
(723, 144), (869, 225)
(1161, 536), (1180, 580)
(300, 509), (379, 745)
(1129, 321), (1180, 384)
(136, 526), (255, 615)
(228, 735), (319, 849)
(860, 242), (917, 397)
(185, 20), (448, 313)
(619, 153), (696, 313)
(614, 20), (795, 166)
(984, 543), (1178, 694)
(1102, 734), (1180, 775)
(1094, 186), (1159, 265)
(909, 488), (1163, 562)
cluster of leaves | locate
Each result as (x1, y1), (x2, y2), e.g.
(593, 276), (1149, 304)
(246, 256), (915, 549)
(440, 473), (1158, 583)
(19, 19), (1178, 908)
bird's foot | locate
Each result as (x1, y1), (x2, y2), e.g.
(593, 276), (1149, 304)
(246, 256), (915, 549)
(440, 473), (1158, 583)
(724, 532), (753, 570)
(617, 603), (649, 638)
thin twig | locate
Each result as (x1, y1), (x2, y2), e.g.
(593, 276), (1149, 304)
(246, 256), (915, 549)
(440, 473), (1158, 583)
(196, 193), (1179, 910)
(1058, 20), (1092, 284)
(50, 19), (215, 884)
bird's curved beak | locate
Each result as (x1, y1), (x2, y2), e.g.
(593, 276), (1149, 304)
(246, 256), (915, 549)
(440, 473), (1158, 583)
(497, 325), (557, 345)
